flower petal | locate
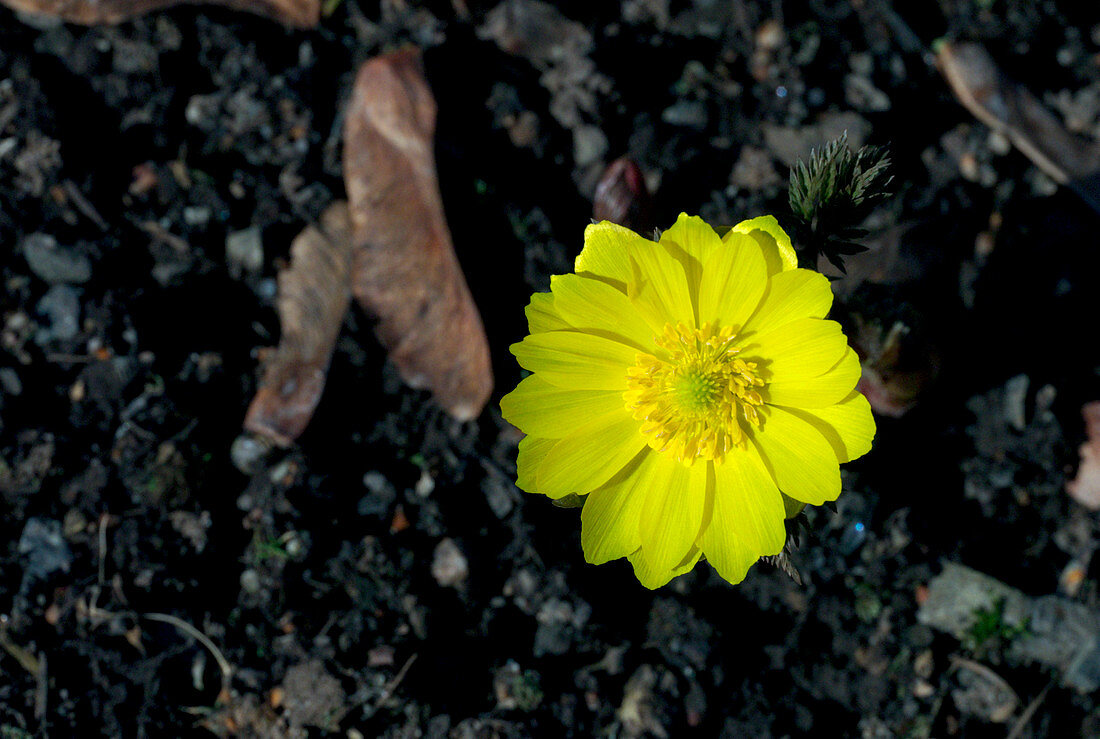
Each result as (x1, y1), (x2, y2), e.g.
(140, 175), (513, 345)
(511, 331), (636, 390)
(659, 212), (723, 263)
(766, 348), (862, 408)
(779, 390), (876, 463)
(697, 231), (767, 330)
(658, 212), (720, 289)
(700, 447), (785, 585)
(576, 221), (647, 289)
(742, 268), (833, 336)
(550, 273), (656, 351)
(580, 450), (657, 564)
(525, 291), (571, 334)
(729, 215), (797, 275)
(627, 238), (697, 332)
(637, 456), (708, 574)
(752, 405), (841, 505)
(627, 545), (702, 590)
(537, 411), (648, 495)
(501, 374), (627, 439)
(516, 435), (556, 494)
(751, 318), (848, 382)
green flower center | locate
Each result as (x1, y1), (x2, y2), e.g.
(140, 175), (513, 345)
(624, 322), (765, 464)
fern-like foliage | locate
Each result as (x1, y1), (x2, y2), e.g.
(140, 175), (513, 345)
(787, 132), (893, 273)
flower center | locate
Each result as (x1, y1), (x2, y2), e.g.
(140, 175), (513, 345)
(624, 322), (765, 464)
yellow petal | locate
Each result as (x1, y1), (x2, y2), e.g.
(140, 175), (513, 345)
(700, 447), (785, 585)
(697, 231), (767, 330)
(516, 435), (556, 494)
(627, 544), (702, 590)
(752, 405), (841, 505)
(780, 390), (876, 463)
(743, 268), (833, 336)
(580, 450), (656, 564)
(659, 213), (722, 263)
(637, 455), (708, 573)
(626, 238), (697, 332)
(751, 318), (847, 382)
(766, 348), (862, 408)
(658, 213), (720, 289)
(501, 374), (627, 438)
(729, 215), (797, 275)
(537, 411), (647, 496)
(511, 331), (635, 390)
(576, 221), (647, 289)
(550, 273), (656, 351)
(525, 291), (571, 334)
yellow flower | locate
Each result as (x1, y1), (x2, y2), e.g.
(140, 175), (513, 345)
(500, 214), (875, 589)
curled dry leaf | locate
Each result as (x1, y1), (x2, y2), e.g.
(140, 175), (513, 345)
(244, 203), (353, 447)
(1067, 401), (1100, 510)
(0, 0), (318, 28)
(343, 49), (492, 422)
(937, 41), (1100, 185)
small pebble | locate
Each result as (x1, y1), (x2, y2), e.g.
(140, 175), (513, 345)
(0, 367), (22, 396)
(183, 206), (212, 227)
(22, 233), (92, 284)
(414, 469), (435, 497)
(225, 226), (264, 278)
(35, 284), (81, 343)
(240, 568), (262, 594)
(18, 517), (72, 582)
(431, 538), (469, 588)
(230, 433), (271, 475)
(359, 471), (397, 516)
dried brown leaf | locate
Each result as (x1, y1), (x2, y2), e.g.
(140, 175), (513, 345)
(0, 0), (318, 27)
(244, 203), (353, 446)
(937, 41), (1100, 184)
(343, 49), (492, 421)
(1067, 401), (1100, 510)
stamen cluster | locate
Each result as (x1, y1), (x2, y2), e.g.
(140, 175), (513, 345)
(624, 322), (764, 464)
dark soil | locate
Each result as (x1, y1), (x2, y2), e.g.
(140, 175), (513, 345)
(3, 1), (1100, 737)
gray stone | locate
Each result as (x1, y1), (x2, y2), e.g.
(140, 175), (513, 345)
(225, 225), (263, 278)
(0, 367), (22, 396)
(430, 538), (469, 588)
(229, 433), (271, 475)
(661, 100), (708, 130)
(18, 517), (72, 583)
(358, 471), (396, 516)
(35, 284), (80, 343)
(918, 562), (1100, 691)
(22, 233), (92, 284)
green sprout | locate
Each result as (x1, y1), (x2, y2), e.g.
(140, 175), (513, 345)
(965, 596), (1030, 652)
(787, 132), (893, 272)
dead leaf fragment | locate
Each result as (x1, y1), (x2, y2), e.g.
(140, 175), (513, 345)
(1067, 401), (1100, 510)
(244, 203), (353, 447)
(344, 49), (492, 421)
(937, 42), (1100, 185)
(0, 0), (319, 27)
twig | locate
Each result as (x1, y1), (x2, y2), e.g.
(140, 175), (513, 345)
(1006, 680), (1053, 739)
(142, 612), (233, 698)
(0, 616), (41, 674)
(376, 653), (417, 708)
(63, 179), (109, 231)
(341, 653), (418, 723)
(34, 651), (48, 722)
